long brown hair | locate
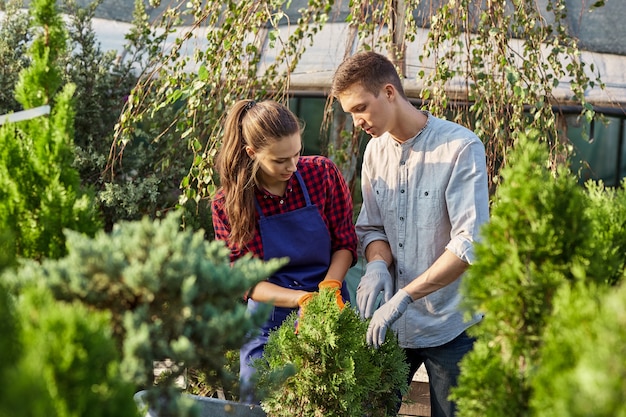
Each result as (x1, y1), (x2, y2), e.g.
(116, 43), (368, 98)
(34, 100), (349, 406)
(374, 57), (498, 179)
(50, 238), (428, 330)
(215, 99), (301, 247)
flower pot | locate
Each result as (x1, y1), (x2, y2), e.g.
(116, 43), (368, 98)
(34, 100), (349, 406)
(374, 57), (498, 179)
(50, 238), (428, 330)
(134, 390), (266, 417)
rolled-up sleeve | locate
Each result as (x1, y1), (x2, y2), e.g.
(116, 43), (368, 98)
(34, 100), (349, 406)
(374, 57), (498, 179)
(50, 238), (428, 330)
(444, 139), (490, 264)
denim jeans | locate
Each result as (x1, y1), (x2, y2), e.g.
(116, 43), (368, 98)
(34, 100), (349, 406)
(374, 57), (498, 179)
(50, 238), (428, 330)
(402, 331), (476, 417)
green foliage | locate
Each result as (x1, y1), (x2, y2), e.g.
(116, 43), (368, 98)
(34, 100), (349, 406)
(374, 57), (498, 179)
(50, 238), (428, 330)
(92, 0), (193, 230)
(0, 229), (17, 270)
(59, 0), (150, 225)
(61, 0), (135, 154)
(58, 0), (187, 231)
(0, 85), (98, 261)
(0, 0), (31, 115)
(0, 0), (101, 261)
(15, 0), (68, 108)
(421, 1), (603, 194)
(459, 129), (590, 359)
(583, 179), (626, 286)
(452, 130), (626, 417)
(1, 0), (177, 231)
(0, 284), (20, 379)
(113, 0), (338, 208)
(255, 289), (409, 417)
(449, 340), (527, 417)
(5, 210), (286, 416)
(531, 281), (626, 417)
(185, 349), (240, 400)
(0, 283), (139, 417)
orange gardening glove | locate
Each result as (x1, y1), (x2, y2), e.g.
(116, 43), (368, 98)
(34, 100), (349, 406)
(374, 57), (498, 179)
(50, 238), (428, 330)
(295, 292), (316, 334)
(318, 279), (345, 310)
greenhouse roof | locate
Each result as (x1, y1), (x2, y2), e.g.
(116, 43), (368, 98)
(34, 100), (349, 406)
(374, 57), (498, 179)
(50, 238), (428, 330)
(5, 1), (626, 107)
(81, 0), (626, 56)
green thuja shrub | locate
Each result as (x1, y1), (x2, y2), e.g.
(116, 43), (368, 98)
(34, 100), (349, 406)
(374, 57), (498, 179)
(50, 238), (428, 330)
(0, 283), (139, 417)
(451, 130), (593, 417)
(452, 130), (626, 417)
(583, 179), (626, 286)
(0, 0), (101, 262)
(255, 289), (409, 417)
(530, 279), (626, 417)
(1, 0), (184, 232)
(0, 0), (31, 115)
(530, 182), (626, 417)
(0, 283), (20, 384)
(5, 210), (285, 417)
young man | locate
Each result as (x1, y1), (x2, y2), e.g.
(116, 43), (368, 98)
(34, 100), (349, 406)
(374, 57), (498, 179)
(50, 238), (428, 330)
(331, 51), (490, 417)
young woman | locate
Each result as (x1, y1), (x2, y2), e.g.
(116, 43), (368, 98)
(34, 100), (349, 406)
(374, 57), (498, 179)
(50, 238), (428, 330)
(211, 99), (358, 403)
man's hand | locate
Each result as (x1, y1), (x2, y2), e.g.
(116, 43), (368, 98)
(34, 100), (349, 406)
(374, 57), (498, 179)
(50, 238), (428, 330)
(356, 260), (393, 319)
(366, 289), (412, 348)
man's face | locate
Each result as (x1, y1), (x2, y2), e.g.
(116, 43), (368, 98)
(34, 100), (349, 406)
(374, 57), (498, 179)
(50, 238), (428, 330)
(337, 83), (392, 138)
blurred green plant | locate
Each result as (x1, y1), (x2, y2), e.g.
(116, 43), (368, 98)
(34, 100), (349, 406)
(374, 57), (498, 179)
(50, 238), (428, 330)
(451, 130), (626, 417)
(0, 0), (31, 115)
(530, 280), (626, 417)
(5, 210), (286, 416)
(0, 282), (139, 417)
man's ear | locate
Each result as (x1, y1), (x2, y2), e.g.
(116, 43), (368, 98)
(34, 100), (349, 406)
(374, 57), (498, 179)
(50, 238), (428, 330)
(384, 84), (394, 99)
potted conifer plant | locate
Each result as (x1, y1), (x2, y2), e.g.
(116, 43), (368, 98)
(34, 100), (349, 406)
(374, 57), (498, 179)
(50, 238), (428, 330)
(254, 288), (410, 417)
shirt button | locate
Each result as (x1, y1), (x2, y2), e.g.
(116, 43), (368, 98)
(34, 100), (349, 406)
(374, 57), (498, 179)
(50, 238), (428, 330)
(279, 200), (284, 204)
(400, 189), (405, 193)
(399, 243), (403, 248)
(424, 191), (429, 196)
(400, 216), (404, 221)
(400, 161), (405, 165)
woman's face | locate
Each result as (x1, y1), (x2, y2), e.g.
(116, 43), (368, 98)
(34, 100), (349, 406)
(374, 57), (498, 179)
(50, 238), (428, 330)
(247, 132), (302, 187)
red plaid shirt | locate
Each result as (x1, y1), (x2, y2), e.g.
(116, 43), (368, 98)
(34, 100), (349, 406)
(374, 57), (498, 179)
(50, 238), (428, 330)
(212, 156), (357, 264)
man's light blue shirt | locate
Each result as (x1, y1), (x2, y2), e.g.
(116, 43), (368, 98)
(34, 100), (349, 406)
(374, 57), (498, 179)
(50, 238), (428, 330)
(356, 112), (490, 348)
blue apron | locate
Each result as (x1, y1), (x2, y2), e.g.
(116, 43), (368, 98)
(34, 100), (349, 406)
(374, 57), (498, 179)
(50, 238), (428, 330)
(239, 171), (349, 403)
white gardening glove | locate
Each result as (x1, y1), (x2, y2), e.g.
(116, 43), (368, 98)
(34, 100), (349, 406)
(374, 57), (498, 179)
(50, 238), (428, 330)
(356, 260), (393, 319)
(366, 289), (413, 348)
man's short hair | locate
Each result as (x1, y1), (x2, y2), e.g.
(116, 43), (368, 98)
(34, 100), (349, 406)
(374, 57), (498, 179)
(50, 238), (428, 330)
(331, 51), (406, 99)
